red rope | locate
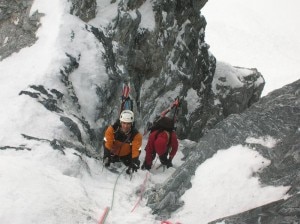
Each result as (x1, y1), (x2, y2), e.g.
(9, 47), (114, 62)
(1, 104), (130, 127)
(98, 206), (109, 224)
(122, 83), (130, 98)
(131, 172), (150, 212)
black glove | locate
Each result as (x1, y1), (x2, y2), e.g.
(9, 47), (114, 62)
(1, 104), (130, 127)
(126, 158), (140, 174)
(166, 158), (173, 168)
(103, 154), (119, 167)
(103, 147), (112, 167)
(103, 155), (112, 167)
(159, 154), (169, 166)
(132, 158), (140, 171)
(141, 161), (151, 170)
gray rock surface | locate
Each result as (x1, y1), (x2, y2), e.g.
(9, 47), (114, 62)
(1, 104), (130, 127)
(0, 0), (42, 60)
(93, 0), (264, 142)
(147, 79), (300, 222)
(69, 0), (96, 22)
(209, 194), (300, 224)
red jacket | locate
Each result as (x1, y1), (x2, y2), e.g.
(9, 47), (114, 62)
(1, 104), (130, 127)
(145, 130), (178, 166)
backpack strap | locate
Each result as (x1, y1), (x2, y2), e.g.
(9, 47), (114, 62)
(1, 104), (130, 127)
(129, 128), (138, 143)
(112, 119), (121, 132)
(154, 129), (171, 146)
(112, 122), (138, 148)
(164, 130), (171, 147)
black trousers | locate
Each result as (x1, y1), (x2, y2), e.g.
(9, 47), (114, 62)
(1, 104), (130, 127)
(149, 150), (168, 164)
(158, 151), (168, 164)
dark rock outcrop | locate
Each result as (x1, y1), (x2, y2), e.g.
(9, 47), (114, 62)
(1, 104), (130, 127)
(69, 0), (96, 22)
(0, 0), (42, 60)
(213, 63), (265, 118)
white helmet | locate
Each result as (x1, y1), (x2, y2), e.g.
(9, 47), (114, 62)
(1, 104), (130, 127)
(120, 110), (134, 123)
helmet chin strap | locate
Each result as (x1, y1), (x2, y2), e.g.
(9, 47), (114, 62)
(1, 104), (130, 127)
(121, 126), (131, 135)
(124, 130), (131, 135)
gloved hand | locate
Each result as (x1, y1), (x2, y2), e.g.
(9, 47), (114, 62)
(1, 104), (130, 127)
(159, 155), (169, 166)
(126, 158), (140, 174)
(141, 161), (151, 170)
(103, 153), (119, 167)
(103, 149), (112, 167)
(166, 158), (173, 168)
(131, 157), (140, 172)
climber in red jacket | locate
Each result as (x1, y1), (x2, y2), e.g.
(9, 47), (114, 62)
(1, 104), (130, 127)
(141, 117), (178, 170)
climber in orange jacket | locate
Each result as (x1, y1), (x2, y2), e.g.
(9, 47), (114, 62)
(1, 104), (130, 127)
(103, 110), (142, 172)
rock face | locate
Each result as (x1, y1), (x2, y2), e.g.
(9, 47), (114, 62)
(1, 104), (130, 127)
(209, 194), (300, 224)
(209, 79), (300, 224)
(213, 63), (265, 118)
(0, 0), (96, 61)
(0, 0), (42, 60)
(93, 0), (265, 142)
(69, 0), (96, 22)
(147, 79), (300, 221)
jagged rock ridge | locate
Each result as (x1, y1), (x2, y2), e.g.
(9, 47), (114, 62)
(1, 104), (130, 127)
(147, 79), (300, 222)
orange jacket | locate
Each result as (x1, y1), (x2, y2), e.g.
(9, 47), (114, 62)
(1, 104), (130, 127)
(104, 125), (142, 159)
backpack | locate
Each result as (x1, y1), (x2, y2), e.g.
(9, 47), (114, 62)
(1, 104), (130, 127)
(149, 116), (175, 133)
(146, 116), (174, 147)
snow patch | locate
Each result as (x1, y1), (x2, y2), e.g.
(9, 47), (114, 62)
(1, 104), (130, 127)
(246, 136), (279, 148)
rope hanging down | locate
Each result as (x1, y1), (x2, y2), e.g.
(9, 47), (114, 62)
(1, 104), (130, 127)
(111, 167), (127, 209)
(98, 207), (109, 224)
(98, 167), (126, 224)
(131, 171), (150, 212)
